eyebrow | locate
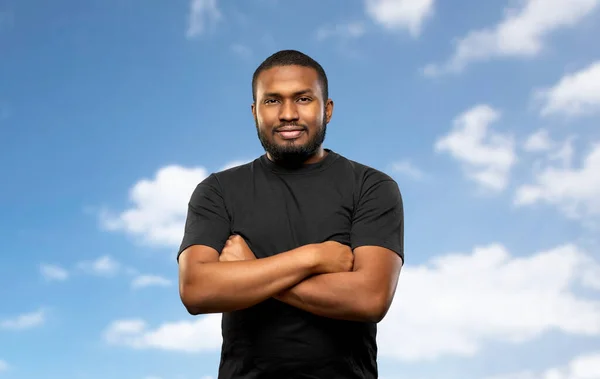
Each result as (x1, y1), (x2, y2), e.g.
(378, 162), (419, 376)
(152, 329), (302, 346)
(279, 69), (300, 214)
(262, 89), (314, 98)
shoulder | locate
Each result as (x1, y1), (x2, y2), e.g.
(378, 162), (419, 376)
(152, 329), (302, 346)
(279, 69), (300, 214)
(188, 158), (260, 200)
(332, 154), (403, 209)
(334, 153), (400, 193)
(208, 158), (261, 187)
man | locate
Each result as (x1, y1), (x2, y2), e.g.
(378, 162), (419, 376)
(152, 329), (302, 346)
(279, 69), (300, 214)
(177, 49), (404, 379)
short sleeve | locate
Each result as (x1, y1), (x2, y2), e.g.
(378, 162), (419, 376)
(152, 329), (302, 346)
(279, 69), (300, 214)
(350, 174), (404, 263)
(176, 174), (232, 262)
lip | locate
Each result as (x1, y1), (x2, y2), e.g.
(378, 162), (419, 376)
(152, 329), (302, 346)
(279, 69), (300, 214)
(275, 126), (305, 132)
(276, 129), (305, 140)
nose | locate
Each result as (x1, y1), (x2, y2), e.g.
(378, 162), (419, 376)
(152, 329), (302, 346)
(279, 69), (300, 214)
(278, 100), (299, 122)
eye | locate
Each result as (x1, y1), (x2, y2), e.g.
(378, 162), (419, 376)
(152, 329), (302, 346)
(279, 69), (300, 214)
(264, 99), (278, 104)
(297, 97), (311, 103)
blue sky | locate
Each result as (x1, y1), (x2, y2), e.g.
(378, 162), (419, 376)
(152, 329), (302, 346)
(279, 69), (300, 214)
(2, 0), (600, 378)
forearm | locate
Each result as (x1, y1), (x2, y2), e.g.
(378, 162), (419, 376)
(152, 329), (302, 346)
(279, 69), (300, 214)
(180, 247), (316, 314)
(275, 272), (383, 323)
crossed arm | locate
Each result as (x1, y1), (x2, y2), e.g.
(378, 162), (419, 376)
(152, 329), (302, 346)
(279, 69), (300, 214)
(178, 237), (403, 323)
(274, 245), (402, 322)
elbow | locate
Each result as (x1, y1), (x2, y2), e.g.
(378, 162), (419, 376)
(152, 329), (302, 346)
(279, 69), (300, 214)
(369, 309), (387, 324)
(364, 295), (392, 323)
(183, 300), (203, 316)
(185, 306), (202, 316)
(179, 282), (210, 316)
(364, 310), (385, 324)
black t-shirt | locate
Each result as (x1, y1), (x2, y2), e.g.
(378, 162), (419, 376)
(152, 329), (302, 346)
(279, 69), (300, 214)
(178, 149), (404, 379)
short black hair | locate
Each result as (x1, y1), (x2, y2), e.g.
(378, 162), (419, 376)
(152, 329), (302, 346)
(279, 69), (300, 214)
(252, 49), (329, 103)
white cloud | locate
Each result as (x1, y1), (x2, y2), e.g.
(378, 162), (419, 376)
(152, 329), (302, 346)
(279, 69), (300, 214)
(131, 275), (172, 289)
(0, 359), (8, 372)
(515, 142), (600, 219)
(39, 263), (69, 281)
(484, 351), (600, 379)
(102, 160), (249, 247)
(104, 314), (222, 352)
(77, 255), (120, 277)
(548, 136), (577, 168)
(523, 129), (554, 153)
(583, 264), (600, 291)
(377, 243), (600, 361)
(105, 243), (600, 362)
(536, 60), (600, 117)
(316, 22), (366, 41)
(186, 0), (221, 38)
(101, 165), (209, 247)
(0, 309), (45, 330)
(389, 160), (427, 180)
(435, 104), (516, 192)
(423, 0), (600, 76)
(365, 0), (435, 37)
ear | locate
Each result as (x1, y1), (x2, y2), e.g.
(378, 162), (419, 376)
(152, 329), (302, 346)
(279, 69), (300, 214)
(325, 99), (334, 124)
(250, 103), (256, 121)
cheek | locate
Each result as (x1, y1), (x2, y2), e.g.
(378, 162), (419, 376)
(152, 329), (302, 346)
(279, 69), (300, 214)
(256, 108), (275, 125)
(302, 107), (324, 124)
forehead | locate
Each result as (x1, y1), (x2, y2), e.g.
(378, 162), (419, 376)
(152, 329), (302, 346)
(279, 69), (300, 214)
(255, 65), (321, 95)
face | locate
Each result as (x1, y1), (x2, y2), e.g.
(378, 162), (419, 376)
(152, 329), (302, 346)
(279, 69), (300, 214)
(252, 65), (333, 165)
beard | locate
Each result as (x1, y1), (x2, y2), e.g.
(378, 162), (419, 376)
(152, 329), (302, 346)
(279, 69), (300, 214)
(256, 114), (327, 167)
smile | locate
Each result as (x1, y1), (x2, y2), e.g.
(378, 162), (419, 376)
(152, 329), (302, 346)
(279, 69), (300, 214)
(276, 130), (305, 140)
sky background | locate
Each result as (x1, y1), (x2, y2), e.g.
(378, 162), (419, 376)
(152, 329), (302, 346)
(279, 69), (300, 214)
(1, 0), (600, 378)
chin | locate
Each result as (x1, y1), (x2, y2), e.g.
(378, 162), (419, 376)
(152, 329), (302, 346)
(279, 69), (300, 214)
(273, 137), (306, 147)
(279, 140), (305, 147)
(278, 140), (311, 150)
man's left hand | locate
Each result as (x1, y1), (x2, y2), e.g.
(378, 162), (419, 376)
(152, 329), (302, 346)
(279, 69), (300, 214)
(220, 235), (257, 262)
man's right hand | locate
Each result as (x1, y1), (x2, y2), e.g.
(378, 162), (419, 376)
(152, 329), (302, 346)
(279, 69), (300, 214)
(310, 241), (354, 274)
(220, 235), (256, 262)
